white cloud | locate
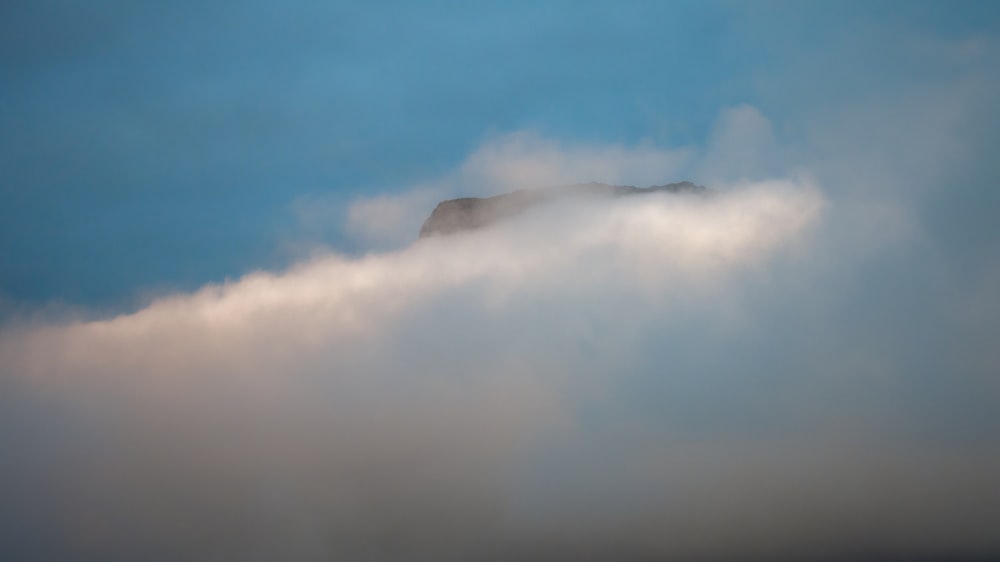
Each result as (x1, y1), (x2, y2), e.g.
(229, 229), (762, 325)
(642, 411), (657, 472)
(3, 179), (821, 382)
(4, 97), (1000, 560)
(0, 174), (847, 560)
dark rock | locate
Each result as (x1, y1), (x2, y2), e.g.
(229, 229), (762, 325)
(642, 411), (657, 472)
(418, 181), (707, 238)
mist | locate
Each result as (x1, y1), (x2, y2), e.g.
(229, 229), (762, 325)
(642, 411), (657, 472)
(3, 131), (1000, 559)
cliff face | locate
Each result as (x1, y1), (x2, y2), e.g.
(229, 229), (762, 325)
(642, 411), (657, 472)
(418, 181), (707, 238)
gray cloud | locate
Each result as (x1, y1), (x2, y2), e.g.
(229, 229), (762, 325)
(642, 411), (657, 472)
(2, 131), (999, 560)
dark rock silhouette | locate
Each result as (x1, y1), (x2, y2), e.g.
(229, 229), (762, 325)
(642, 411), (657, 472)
(419, 181), (708, 238)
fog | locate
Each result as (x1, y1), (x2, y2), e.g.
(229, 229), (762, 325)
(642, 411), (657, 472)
(3, 118), (1000, 559)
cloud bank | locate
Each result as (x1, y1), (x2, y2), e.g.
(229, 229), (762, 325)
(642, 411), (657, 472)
(4, 85), (1000, 560)
(3, 138), (1000, 561)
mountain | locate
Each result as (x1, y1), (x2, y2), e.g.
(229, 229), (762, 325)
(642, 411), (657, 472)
(418, 181), (708, 238)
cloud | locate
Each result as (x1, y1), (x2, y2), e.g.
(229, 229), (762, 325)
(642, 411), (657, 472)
(342, 189), (443, 250)
(0, 171), (849, 561)
(338, 131), (693, 249)
(3, 178), (822, 383)
(696, 104), (780, 184)
(457, 131), (693, 194)
(4, 94), (1000, 560)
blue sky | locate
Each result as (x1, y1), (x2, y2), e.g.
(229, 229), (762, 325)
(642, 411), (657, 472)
(4, 0), (997, 309)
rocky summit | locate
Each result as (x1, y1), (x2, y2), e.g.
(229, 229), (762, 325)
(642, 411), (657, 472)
(418, 181), (708, 238)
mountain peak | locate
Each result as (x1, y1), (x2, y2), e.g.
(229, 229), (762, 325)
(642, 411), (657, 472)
(418, 181), (707, 238)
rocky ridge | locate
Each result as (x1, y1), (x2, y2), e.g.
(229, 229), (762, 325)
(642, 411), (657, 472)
(419, 181), (707, 238)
